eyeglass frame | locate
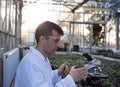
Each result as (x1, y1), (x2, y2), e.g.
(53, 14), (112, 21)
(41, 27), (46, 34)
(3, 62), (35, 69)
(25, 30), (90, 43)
(44, 36), (60, 43)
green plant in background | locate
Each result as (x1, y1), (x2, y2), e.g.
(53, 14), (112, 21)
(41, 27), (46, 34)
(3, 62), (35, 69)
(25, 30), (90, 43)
(92, 49), (120, 59)
(49, 53), (120, 87)
(99, 58), (120, 86)
(49, 53), (85, 69)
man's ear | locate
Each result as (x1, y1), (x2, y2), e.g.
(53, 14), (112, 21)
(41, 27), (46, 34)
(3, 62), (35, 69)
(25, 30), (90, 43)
(39, 36), (46, 43)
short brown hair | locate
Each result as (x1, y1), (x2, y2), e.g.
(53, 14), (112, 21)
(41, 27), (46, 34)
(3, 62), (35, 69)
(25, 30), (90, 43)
(35, 21), (64, 43)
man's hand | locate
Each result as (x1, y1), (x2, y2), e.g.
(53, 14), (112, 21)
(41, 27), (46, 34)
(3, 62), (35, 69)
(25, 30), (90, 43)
(58, 62), (69, 76)
(69, 66), (88, 82)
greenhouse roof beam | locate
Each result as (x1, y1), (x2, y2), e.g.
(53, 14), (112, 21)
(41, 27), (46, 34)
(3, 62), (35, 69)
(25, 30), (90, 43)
(71, 0), (89, 13)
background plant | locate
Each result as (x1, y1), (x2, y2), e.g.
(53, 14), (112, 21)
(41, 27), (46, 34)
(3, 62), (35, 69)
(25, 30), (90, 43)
(49, 53), (120, 87)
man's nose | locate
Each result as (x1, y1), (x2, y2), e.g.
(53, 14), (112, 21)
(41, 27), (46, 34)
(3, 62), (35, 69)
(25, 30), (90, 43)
(56, 42), (63, 48)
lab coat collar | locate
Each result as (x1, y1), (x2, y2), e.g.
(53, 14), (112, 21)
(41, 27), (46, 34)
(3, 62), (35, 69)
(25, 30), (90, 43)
(29, 46), (48, 62)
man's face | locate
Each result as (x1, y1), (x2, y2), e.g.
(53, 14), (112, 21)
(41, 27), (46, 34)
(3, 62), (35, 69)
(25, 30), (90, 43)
(42, 30), (61, 55)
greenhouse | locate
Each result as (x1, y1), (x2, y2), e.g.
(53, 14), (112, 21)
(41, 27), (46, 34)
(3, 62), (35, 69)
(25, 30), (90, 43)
(0, 0), (120, 87)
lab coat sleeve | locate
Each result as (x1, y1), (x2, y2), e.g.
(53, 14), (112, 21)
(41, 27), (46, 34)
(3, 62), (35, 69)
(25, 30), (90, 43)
(55, 75), (76, 87)
(52, 70), (62, 84)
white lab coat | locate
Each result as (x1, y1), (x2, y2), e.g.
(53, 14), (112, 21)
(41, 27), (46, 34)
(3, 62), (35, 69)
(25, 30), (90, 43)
(15, 46), (76, 87)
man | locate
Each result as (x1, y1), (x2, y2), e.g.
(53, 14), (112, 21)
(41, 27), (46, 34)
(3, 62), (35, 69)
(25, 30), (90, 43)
(15, 21), (88, 87)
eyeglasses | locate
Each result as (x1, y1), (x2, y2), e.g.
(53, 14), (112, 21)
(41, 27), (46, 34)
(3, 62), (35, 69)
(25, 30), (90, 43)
(45, 36), (60, 43)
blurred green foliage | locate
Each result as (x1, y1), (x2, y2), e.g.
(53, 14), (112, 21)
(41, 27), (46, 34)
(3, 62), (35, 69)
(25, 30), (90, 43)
(49, 53), (120, 87)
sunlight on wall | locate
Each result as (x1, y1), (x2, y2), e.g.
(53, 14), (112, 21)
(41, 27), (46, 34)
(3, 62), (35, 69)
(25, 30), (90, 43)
(21, 3), (60, 46)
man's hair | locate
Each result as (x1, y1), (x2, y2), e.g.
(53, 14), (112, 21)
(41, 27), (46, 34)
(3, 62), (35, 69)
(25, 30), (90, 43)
(35, 21), (64, 43)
